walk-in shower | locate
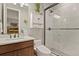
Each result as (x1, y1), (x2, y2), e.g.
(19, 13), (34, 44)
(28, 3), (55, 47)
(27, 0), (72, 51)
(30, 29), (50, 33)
(44, 3), (79, 56)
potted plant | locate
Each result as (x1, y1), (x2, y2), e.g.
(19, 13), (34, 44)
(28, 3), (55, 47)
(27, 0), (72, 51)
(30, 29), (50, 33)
(35, 3), (40, 13)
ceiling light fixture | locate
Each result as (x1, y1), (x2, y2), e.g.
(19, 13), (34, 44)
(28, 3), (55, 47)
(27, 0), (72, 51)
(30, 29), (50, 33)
(13, 3), (29, 7)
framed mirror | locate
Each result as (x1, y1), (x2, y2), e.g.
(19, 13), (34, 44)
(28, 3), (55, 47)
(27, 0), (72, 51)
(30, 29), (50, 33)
(7, 8), (20, 34)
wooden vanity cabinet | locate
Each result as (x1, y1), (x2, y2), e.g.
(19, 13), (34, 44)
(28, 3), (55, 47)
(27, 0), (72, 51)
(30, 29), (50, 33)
(18, 46), (34, 56)
(0, 40), (34, 56)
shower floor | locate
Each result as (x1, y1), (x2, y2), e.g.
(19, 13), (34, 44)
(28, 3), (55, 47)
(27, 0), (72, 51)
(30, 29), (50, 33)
(50, 48), (69, 56)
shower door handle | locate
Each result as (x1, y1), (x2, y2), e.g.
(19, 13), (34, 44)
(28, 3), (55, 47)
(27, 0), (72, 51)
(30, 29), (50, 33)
(48, 27), (52, 31)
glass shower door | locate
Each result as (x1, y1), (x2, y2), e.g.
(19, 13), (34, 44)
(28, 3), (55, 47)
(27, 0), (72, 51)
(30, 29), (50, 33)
(45, 3), (79, 56)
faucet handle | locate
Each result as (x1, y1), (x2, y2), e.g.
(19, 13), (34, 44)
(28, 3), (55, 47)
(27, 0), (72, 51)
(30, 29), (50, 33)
(14, 34), (16, 38)
(17, 33), (19, 37)
(10, 34), (12, 38)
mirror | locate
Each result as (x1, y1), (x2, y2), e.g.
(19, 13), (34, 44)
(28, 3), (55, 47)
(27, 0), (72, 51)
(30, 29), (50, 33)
(7, 8), (19, 34)
(1, 3), (29, 35)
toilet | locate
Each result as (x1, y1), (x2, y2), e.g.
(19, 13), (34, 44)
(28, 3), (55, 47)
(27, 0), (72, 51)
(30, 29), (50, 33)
(34, 40), (51, 56)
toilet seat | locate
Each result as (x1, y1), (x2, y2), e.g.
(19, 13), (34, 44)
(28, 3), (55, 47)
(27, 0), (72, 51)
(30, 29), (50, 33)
(36, 45), (51, 54)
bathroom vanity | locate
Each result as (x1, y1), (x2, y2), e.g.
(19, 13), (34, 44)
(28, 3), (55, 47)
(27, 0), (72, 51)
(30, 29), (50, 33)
(0, 36), (35, 56)
(0, 4), (35, 56)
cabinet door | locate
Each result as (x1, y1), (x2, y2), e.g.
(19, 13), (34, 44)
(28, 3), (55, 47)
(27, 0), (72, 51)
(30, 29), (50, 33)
(0, 50), (18, 56)
(18, 47), (34, 56)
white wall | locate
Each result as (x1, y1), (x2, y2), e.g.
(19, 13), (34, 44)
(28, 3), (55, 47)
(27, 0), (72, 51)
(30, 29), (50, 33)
(29, 3), (44, 28)
(28, 3), (44, 42)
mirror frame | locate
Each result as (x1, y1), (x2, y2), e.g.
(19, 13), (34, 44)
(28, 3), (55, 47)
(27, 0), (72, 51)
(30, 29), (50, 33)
(6, 7), (20, 34)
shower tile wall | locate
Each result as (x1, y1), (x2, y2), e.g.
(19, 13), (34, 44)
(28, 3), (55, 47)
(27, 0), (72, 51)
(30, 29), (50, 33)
(45, 3), (79, 56)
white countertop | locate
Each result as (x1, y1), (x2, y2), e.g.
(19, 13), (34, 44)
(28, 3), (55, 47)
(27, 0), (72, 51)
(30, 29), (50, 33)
(0, 36), (35, 45)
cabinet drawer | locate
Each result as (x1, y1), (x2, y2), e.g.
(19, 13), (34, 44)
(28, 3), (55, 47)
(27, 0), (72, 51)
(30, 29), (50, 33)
(0, 40), (34, 54)
(18, 46), (34, 56)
